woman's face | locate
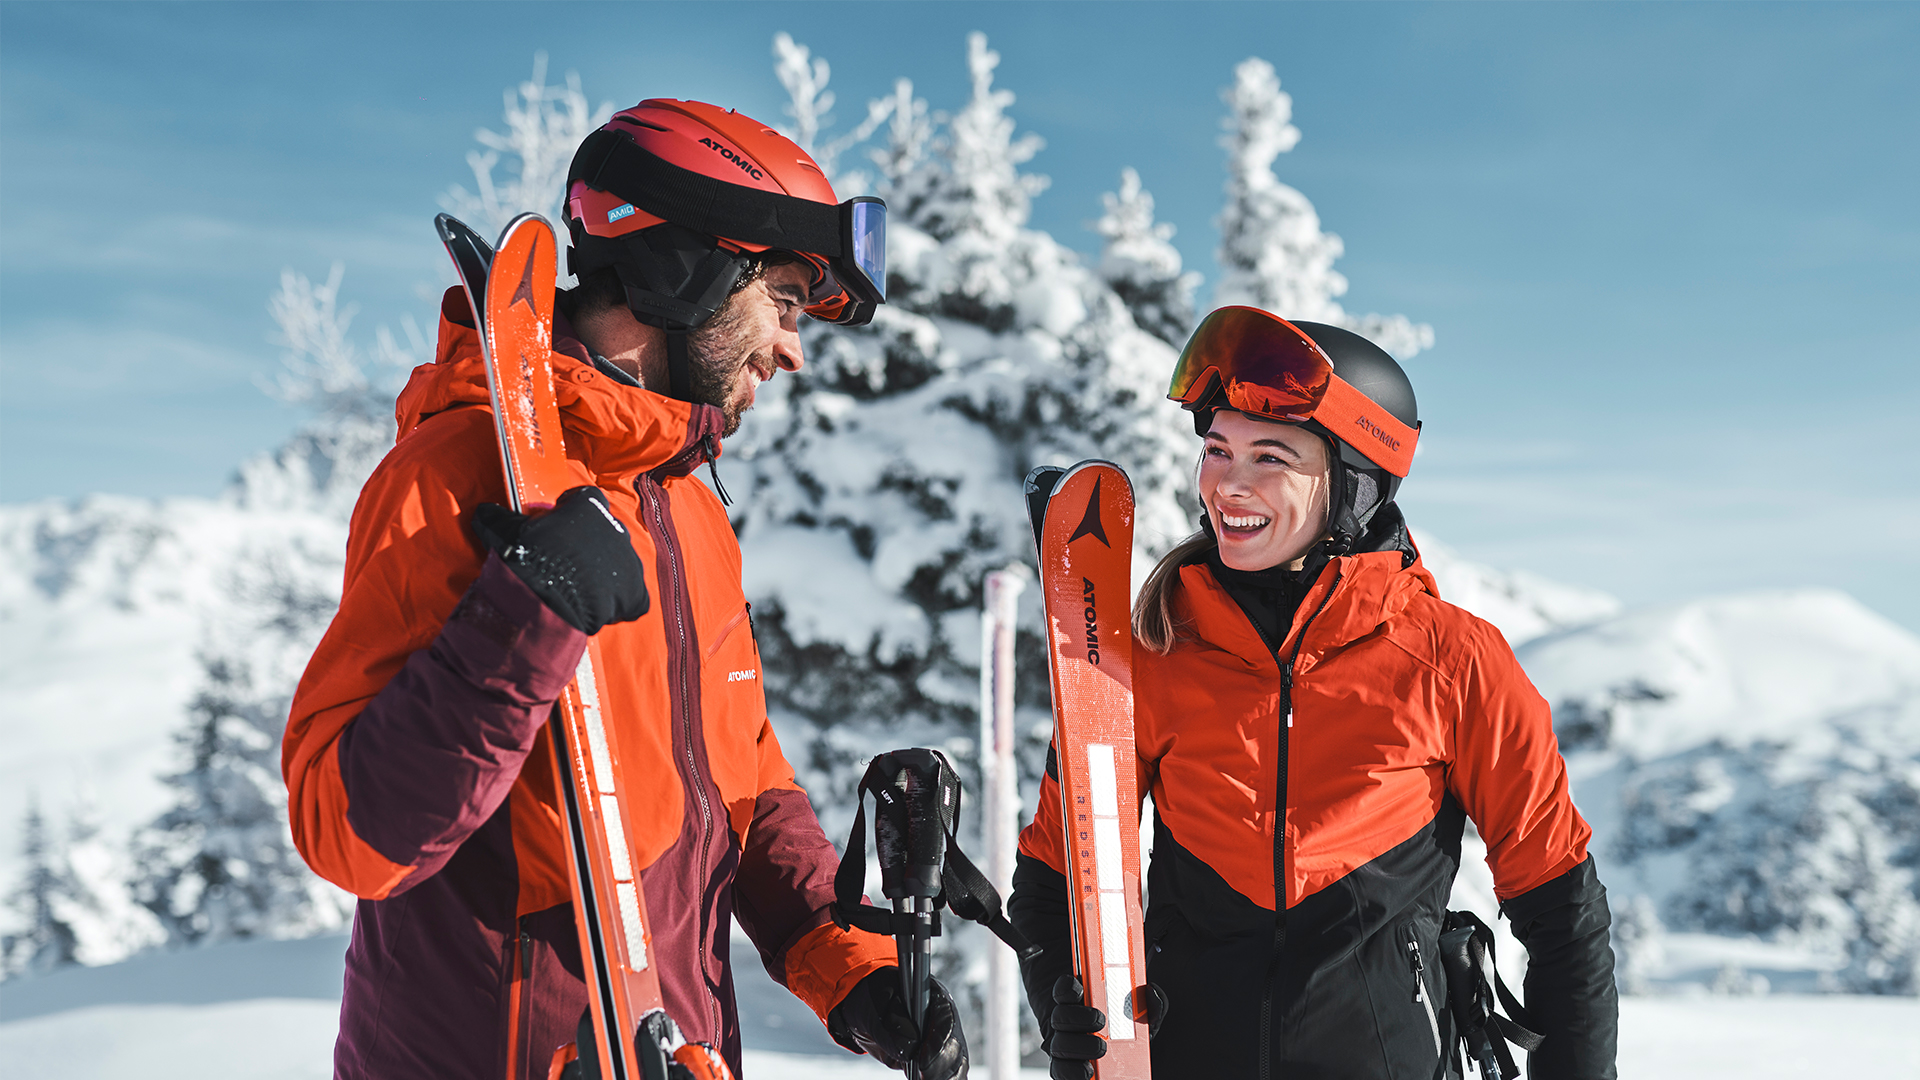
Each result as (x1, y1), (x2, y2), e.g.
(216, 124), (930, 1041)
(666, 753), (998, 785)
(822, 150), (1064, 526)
(1199, 409), (1332, 572)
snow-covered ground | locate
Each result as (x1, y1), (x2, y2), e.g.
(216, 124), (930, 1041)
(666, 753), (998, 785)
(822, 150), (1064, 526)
(3, 932), (1915, 1078)
(0, 930), (1041, 1079)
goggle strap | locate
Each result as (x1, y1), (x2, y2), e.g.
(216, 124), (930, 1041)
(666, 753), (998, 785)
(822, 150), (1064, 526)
(1311, 375), (1418, 477)
(570, 129), (845, 258)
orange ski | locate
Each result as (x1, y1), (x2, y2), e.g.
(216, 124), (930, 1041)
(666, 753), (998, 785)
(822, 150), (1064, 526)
(436, 213), (726, 1080)
(1027, 461), (1152, 1078)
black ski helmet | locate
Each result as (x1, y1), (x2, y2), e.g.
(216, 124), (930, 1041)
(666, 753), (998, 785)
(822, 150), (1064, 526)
(1289, 321), (1418, 552)
(1170, 308), (1420, 555)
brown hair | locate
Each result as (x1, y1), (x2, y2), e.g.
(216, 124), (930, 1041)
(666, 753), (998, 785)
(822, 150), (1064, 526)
(1131, 530), (1217, 654)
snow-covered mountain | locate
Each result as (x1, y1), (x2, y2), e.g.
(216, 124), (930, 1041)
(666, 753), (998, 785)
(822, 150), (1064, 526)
(0, 412), (384, 967)
(1522, 592), (1920, 993)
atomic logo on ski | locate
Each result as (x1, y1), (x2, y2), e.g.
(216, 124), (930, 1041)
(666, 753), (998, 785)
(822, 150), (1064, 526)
(509, 243), (540, 314)
(1068, 478), (1110, 547)
(1082, 578), (1102, 666)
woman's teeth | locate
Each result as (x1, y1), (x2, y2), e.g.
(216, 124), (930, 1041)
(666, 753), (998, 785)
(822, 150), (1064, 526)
(1221, 513), (1270, 530)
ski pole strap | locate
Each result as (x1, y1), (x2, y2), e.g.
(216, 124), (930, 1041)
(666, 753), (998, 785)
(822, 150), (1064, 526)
(831, 776), (943, 940)
(1438, 910), (1544, 1080)
(831, 750), (1039, 960)
(940, 839), (1042, 962)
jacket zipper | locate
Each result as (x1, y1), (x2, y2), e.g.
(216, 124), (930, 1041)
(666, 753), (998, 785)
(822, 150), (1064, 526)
(503, 923), (532, 1080)
(1408, 937), (1444, 1059)
(637, 474), (722, 1038)
(702, 604), (751, 663)
(1258, 565), (1343, 1080)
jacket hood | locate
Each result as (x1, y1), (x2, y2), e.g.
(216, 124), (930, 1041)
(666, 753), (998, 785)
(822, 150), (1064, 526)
(1176, 540), (1440, 670)
(395, 287), (723, 483)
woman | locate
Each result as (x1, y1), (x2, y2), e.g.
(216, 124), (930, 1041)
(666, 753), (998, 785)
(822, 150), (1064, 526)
(1009, 308), (1617, 1079)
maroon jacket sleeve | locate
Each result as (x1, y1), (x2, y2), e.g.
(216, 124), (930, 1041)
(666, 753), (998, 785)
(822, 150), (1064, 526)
(726, 724), (897, 1021)
(334, 553), (586, 894)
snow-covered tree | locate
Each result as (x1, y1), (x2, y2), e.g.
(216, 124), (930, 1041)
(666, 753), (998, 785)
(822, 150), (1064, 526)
(734, 30), (1190, 744)
(772, 33), (892, 193)
(1214, 58), (1433, 359)
(1, 799), (78, 977)
(871, 77), (936, 218)
(441, 52), (614, 255)
(0, 794), (158, 978)
(133, 635), (350, 946)
(1094, 167), (1201, 346)
(237, 265), (416, 519)
(730, 38), (1195, 1044)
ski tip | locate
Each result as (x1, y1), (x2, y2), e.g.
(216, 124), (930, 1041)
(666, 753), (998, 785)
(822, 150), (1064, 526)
(1024, 465), (1068, 551)
(436, 213), (493, 314)
(1024, 465), (1067, 501)
(436, 213), (489, 254)
(495, 212), (557, 252)
(1058, 459), (1135, 499)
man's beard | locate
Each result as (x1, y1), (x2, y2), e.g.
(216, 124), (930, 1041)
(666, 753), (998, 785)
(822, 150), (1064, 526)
(686, 293), (757, 438)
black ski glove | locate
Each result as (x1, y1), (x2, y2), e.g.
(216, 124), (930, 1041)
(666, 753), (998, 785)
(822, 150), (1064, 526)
(1045, 975), (1107, 1080)
(1043, 975), (1167, 1080)
(827, 967), (969, 1080)
(472, 486), (649, 635)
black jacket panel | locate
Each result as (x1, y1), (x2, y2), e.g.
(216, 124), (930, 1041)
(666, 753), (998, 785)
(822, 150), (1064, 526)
(1503, 856), (1619, 1080)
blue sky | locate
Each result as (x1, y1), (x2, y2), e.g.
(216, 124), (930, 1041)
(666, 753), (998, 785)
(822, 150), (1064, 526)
(3, 1), (1916, 630)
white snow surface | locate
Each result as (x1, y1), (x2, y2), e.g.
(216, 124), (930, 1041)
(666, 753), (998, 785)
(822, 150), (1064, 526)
(3, 932), (1914, 1077)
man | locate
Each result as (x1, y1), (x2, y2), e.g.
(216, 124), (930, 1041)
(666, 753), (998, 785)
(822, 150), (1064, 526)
(284, 100), (965, 1080)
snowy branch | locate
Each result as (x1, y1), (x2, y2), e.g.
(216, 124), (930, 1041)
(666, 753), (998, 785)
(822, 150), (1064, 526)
(1094, 168), (1200, 345)
(773, 33), (894, 193)
(440, 52), (614, 241)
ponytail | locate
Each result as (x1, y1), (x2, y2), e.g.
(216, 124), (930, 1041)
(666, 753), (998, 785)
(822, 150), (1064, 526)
(1131, 530), (1215, 655)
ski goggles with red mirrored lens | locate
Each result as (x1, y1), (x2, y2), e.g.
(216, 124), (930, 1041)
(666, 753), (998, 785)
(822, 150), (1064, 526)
(1169, 306), (1419, 476)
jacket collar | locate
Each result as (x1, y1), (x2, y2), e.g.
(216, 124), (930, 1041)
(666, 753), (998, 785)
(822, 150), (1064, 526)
(395, 287), (723, 485)
(1175, 543), (1439, 669)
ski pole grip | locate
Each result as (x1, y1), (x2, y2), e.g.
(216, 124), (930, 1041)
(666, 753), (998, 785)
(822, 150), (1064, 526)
(870, 749), (959, 900)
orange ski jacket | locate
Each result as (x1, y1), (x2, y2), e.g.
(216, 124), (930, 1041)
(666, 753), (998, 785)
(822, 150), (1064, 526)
(284, 290), (893, 1079)
(1017, 543), (1604, 1077)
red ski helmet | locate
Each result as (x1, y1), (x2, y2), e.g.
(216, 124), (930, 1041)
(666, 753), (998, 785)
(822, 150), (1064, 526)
(564, 99), (887, 398)
(1170, 306), (1420, 552)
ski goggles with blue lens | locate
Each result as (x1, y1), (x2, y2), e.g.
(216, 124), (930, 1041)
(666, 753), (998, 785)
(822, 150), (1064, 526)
(801, 196), (886, 326)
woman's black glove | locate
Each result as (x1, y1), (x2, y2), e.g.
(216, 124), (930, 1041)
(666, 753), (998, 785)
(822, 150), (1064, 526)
(1044, 975), (1107, 1080)
(471, 485), (649, 635)
(1045, 974), (1169, 1080)
(827, 968), (969, 1080)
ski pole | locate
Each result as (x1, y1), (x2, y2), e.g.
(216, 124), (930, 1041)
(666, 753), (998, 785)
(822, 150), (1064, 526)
(867, 749), (958, 1080)
(832, 749), (1041, 1077)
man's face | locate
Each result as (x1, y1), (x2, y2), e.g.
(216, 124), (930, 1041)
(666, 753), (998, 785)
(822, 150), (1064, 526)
(688, 261), (811, 437)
